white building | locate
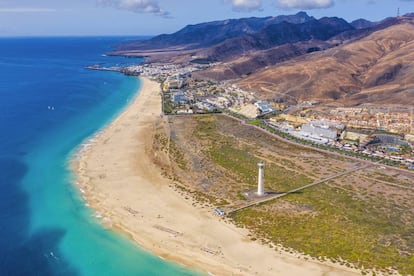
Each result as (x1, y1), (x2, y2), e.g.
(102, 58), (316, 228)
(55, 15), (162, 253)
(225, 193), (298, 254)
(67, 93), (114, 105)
(257, 162), (265, 196)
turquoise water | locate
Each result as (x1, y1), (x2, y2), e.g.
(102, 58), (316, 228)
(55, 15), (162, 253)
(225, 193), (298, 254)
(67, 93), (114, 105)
(0, 37), (200, 275)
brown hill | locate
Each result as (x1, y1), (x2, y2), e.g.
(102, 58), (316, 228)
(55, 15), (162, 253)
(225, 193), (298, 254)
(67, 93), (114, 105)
(112, 12), (355, 64)
(118, 12), (315, 51)
(192, 40), (333, 81)
(234, 16), (414, 106)
(196, 17), (353, 61)
(192, 16), (405, 81)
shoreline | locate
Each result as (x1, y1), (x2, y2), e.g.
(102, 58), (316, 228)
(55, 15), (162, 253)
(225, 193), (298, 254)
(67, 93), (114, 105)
(71, 76), (360, 275)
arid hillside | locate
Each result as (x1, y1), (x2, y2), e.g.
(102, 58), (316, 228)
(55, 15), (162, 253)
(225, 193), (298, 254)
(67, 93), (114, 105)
(235, 17), (414, 106)
(112, 12), (357, 65)
(192, 40), (333, 81)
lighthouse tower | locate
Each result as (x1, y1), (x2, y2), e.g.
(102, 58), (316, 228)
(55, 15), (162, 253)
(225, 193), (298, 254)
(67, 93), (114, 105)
(257, 162), (265, 196)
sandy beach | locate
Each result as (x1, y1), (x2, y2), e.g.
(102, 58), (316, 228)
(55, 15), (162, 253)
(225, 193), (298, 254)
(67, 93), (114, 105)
(73, 77), (360, 276)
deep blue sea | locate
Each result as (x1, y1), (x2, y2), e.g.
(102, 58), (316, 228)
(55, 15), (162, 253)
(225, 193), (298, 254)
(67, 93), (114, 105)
(0, 37), (199, 275)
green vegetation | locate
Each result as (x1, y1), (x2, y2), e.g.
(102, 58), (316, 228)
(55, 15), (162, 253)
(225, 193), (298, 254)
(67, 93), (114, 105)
(154, 133), (169, 152)
(400, 144), (412, 155)
(188, 114), (414, 275)
(248, 119), (263, 126)
(237, 191), (247, 200)
(211, 145), (259, 185)
(175, 184), (229, 206)
(195, 116), (313, 192)
(210, 144), (312, 191)
(231, 184), (414, 275)
(221, 109), (249, 121)
(343, 138), (359, 145)
(162, 94), (174, 114)
(162, 114), (414, 274)
(366, 171), (413, 187)
(169, 138), (188, 170)
(226, 113), (408, 168)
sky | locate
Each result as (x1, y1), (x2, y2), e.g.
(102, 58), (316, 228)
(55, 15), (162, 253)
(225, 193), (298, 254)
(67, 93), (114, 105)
(0, 0), (413, 36)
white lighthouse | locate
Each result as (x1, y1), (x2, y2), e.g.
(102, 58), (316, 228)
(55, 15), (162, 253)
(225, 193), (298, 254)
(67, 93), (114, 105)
(257, 162), (265, 196)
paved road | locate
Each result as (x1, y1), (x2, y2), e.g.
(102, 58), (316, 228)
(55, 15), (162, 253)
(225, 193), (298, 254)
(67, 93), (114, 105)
(220, 113), (414, 176)
(228, 163), (373, 214)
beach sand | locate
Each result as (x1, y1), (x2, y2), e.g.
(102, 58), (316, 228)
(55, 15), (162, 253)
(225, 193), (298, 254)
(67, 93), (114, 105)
(73, 77), (359, 276)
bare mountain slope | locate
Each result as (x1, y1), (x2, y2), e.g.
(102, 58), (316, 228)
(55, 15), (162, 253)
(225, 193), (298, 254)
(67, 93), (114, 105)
(198, 17), (353, 61)
(235, 18), (414, 106)
(192, 17), (405, 82)
(112, 12), (355, 64)
(192, 40), (333, 81)
(118, 12), (314, 51)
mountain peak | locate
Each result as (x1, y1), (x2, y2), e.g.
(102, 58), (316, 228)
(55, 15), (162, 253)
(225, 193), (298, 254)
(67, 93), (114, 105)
(351, 18), (376, 29)
(295, 11), (309, 17)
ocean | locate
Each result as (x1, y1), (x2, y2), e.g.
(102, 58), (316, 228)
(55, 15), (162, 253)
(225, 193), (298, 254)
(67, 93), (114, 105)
(0, 37), (199, 275)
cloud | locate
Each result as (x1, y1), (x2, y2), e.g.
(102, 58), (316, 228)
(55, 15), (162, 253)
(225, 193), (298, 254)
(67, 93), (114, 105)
(225, 0), (263, 12)
(276, 0), (334, 9)
(97, 0), (169, 17)
(0, 8), (57, 13)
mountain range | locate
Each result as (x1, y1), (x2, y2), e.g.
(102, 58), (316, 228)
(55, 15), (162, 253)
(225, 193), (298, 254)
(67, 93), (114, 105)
(113, 12), (414, 107)
(118, 12), (315, 50)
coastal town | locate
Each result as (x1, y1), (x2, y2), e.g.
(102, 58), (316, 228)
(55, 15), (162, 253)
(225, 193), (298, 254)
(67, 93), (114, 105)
(7, 2), (414, 276)
(117, 62), (414, 170)
(79, 59), (414, 276)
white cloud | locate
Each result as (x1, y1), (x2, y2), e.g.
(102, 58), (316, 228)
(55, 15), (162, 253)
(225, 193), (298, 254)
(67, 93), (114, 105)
(97, 0), (169, 17)
(276, 0), (334, 9)
(0, 8), (57, 13)
(225, 0), (263, 12)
